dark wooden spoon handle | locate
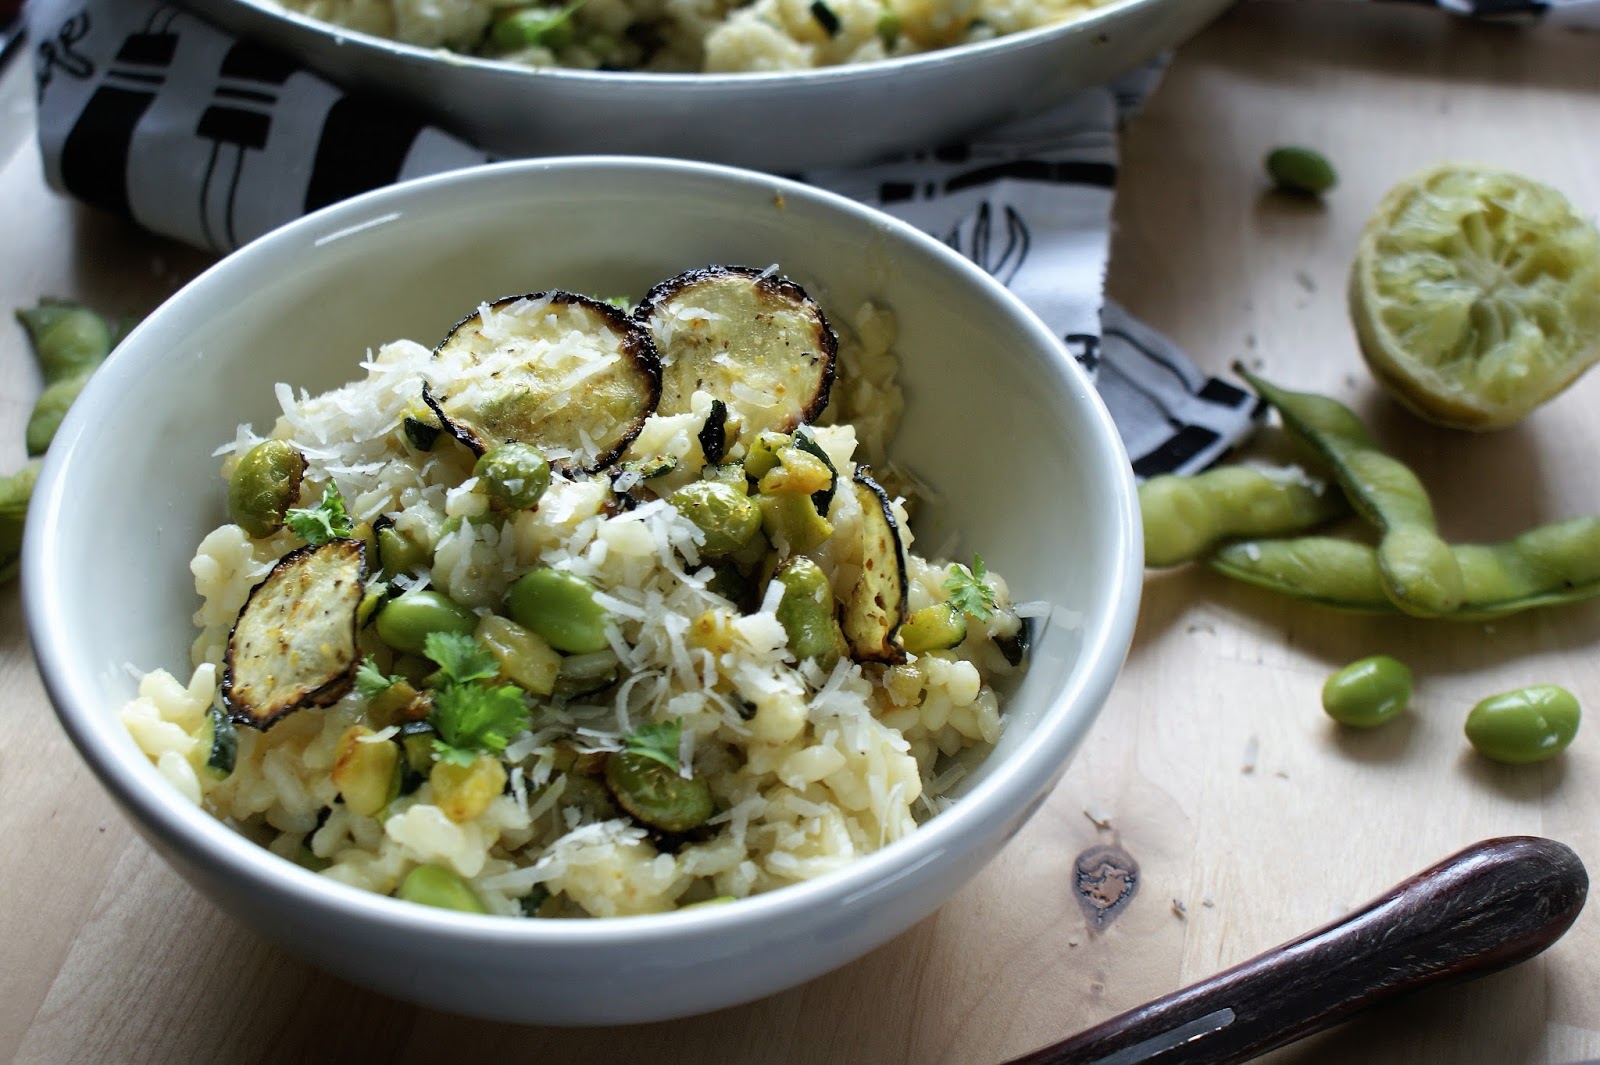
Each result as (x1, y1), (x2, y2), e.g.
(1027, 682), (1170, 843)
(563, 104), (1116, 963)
(1008, 836), (1587, 1065)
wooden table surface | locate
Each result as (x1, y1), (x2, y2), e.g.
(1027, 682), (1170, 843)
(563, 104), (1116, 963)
(4, 2), (1599, 1062)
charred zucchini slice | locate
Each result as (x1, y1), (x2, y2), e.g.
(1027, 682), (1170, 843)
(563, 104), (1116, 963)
(426, 292), (661, 473)
(843, 469), (908, 664)
(634, 266), (836, 440)
(223, 539), (366, 729)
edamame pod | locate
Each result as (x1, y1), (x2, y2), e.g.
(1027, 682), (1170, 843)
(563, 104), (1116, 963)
(1209, 515), (1600, 620)
(1237, 367), (1463, 617)
(1139, 464), (1349, 567)
(0, 462), (41, 584)
(1209, 537), (1392, 613)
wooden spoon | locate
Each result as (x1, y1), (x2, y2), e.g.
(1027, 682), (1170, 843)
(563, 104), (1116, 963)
(1007, 836), (1587, 1065)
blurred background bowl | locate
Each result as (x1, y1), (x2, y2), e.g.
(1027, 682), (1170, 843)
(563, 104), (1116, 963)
(191, 0), (1234, 169)
(25, 156), (1141, 1024)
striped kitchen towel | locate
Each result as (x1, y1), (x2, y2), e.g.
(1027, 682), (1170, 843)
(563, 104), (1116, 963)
(46, 0), (1590, 480)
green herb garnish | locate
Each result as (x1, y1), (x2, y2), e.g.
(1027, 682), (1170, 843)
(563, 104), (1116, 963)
(285, 483), (354, 546)
(622, 720), (682, 772)
(423, 631), (530, 766)
(943, 554), (998, 620)
(355, 656), (401, 699)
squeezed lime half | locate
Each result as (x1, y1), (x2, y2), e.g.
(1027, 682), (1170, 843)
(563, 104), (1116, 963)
(1349, 163), (1600, 430)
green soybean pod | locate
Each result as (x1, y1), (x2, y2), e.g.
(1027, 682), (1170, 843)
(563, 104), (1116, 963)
(15, 300), (113, 383)
(1322, 655), (1412, 727)
(505, 567), (613, 654)
(0, 461), (42, 585)
(1465, 685), (1580, 765)
(1236, 366), (1463, 618)
(397, 864), (488, 914)
(1208, 537), (1394, 613)
(1139, 464), (1349, 567)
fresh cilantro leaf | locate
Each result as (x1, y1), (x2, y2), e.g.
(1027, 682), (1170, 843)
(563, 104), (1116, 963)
(430, 680), (530, 766)
(622, 720), (682, 772)
(285, 483), (354, 546)
(423, 630), (500, 686)
(354, 657), (400, 700)
(943, 554), (998, 620)
(421, 632), (530, 766)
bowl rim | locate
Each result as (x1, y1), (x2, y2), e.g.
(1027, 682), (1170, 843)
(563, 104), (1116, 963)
(206, 0), (1162, 88)
(24, 154), (1142, 950)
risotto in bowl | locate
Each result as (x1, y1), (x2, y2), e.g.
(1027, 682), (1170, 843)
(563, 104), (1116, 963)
(25, 156), (1140, 1024)
(196, 0), (1235, 167)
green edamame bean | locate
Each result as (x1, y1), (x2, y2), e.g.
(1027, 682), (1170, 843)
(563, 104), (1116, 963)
(1321, 655), (1411, 727)
(771, 556), (847, 669)
(227, 439), (309, 538)
(375, 590), (478, 655)
(16, 300), (113, 382)
(1210, 515), (1600, 620)
(604, 750), (714, 833)
(899, 602), (968, 654)
(0, 461), (41, 585)
(397, 863), (488, 914)
(1265, 146), (1337, 197)
(1465, 685), (1580, 765)
(376, 523), (430, 576)
(474, 442), (551, 512)
(1236, 367), (1463, 617)
(669, 480), (761, 556)
(1139, 465), (1349, 568)
(505, 567), (613, 654)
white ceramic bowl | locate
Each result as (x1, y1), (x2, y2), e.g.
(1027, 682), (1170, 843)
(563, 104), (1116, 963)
(25, 156), (1141, 1025)
(194, 0), (1234, 169)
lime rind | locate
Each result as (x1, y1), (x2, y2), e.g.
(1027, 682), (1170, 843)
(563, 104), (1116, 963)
(1350, 163), (1600, 430)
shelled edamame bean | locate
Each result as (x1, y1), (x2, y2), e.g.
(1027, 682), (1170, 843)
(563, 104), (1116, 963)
(1322, 655), (1412, 728)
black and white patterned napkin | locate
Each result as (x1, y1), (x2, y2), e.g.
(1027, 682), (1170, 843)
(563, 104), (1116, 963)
(25, 0), (1587, 478)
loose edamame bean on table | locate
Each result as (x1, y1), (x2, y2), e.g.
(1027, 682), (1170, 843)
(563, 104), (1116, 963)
(1265, 146), (1338, 197)
(1236, 366), (1464, 618)
(1139, 464), (1349, 568)
(1464, 685), (1581, 765)
(1322, 655), (1412, 728)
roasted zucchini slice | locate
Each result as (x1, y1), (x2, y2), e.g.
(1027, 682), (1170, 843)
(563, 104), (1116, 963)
(426, 292), (661, 473)
(634, 266), (836, 440)
(843, 469), (908, 664)
(222, 539), (366, 729)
